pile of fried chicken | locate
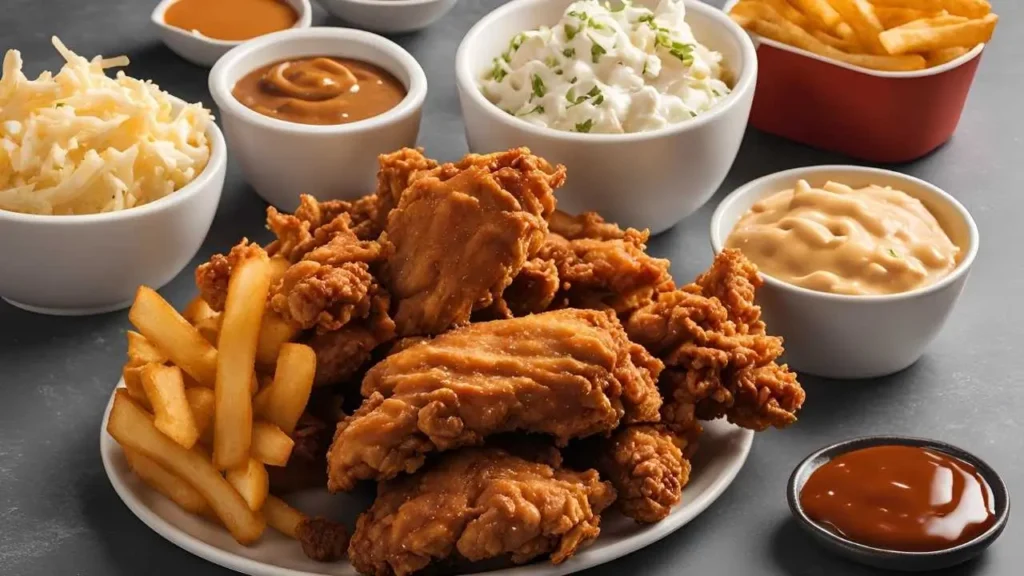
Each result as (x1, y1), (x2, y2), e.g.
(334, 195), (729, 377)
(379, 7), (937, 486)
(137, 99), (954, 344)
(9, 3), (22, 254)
(195, 148), (806, 576)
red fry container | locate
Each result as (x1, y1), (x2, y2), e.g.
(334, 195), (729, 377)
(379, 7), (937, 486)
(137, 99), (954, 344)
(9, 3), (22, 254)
(721, 1), (986, 163)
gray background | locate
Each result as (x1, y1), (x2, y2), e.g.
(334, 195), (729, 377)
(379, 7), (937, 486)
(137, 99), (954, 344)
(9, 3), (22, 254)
(0, 0), (1020, 575)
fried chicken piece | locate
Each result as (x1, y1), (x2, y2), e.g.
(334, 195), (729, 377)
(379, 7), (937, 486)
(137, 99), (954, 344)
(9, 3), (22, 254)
(383, 149), (564, 336)
(327, 309), (662, 492)
(269, 216), (389, 335)
(598, 424), (691, 524)
(479, 256), (561, 320)
(305, 293), (396, 387)
(194, 240), (267, 311)
(626, 249), (805, 432)
(374, 147), (440, 216)
(297, 516), (350, 562)
(348, 447), (616, 576)
(269, 412), (333, 493)
(538, 213), (674, 316)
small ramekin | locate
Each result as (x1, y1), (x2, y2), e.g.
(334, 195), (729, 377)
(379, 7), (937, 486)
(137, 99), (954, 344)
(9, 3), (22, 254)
(455, 0), (757, 235)
(710, 166), (979, 379)
(208, 27), (427, 211)
(316, 0), (458, 34)
(0, 114), (226, 316)
(722, 0), (987, 163)
(151, 0), (313, 68)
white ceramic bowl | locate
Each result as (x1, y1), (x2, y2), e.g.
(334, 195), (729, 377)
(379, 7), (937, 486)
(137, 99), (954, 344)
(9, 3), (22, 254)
(0, 120), (226, 316)
(151, 0), (313, 68)
(455, 0), (757, 234)
(208, 27), (427, 212)
(317, 0), (459, 34)
(710, 166), (979, 379)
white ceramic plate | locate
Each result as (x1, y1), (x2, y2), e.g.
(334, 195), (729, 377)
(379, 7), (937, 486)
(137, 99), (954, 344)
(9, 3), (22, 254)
(101, 382), (754, 576)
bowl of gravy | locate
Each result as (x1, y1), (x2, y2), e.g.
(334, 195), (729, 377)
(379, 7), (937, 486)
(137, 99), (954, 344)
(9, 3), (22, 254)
(209, 27), (427, 211)
(710, 165), (979, 379)
(789, 436), (1009, 571)
(151, 0), (312, 68)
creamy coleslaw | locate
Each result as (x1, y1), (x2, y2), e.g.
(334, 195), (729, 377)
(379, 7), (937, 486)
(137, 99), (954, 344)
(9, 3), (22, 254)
(479, 0), (732, 134)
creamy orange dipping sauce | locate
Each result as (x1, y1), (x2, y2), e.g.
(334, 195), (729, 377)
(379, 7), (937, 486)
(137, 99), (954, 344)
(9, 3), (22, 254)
(232, 57), (406, 126)
(726, 180), (961, 296)
(164, 0), (297, 42)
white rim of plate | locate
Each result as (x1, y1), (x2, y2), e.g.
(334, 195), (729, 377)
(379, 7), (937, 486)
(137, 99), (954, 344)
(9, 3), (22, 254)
(100, 381), (754, 576)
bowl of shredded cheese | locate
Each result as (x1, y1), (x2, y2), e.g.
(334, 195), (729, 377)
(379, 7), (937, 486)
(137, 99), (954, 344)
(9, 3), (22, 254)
(0, 38), (226, 315)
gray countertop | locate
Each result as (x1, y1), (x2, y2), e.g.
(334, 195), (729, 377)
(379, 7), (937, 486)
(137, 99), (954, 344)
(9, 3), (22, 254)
(1, 1), (1021, 575)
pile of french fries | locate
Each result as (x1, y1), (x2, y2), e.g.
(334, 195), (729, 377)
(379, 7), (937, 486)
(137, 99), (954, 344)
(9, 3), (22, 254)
(730, 0), (998, 71)
(110, 248), (335, 552)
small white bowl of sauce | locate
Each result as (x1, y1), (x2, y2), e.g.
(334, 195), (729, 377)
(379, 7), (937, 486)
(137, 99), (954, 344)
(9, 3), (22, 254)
(208, 27), (427, 211)
(710, 165), (979, 379)
(151, 0), (313, 68)
(316, 0), (459, 34)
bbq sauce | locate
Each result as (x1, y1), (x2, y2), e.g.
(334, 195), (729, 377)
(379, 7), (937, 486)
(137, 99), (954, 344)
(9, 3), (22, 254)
(800, 445), (996, 552)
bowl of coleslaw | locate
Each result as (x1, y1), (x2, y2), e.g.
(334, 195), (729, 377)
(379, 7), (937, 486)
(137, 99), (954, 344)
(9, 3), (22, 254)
(456, 0), (757, 234)
(0, 39), (226, 315)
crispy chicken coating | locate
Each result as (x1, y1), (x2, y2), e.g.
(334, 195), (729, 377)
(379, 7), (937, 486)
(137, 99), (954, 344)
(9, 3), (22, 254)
(383, 148), (564, 336)
(297, 516), (351, 562)
(326, 309), (662, 492)
(305, 293), (396, 387)
(348, 447), (616, 576)
(598, 424), (691, 524)
(194, 239), (268, 312)
(627, 249), (805, 432)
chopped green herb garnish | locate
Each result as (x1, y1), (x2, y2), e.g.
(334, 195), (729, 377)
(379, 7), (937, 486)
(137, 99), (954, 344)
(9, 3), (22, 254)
(568, 10), (586, 19)
(642, 61), (649, 76)
(638, 14), (655, 28)
(569, 76), (578, 84)
(563, 47), (576, 58)
(566, 85), (603, 108)
(531, 74), (546, 98)
(544, 56), (559, 68)
(565, 23), (581, 40)
(502, 33), (526, 63)
(591, 40), (607, 63)
(712, 89), (721, 97)
(555, 69), (564, 75)
(488, 58), (507, 81)
(518, 105), (545, 116)
(574, 118), (596, 133)
(608, 0), (630, 12)
(887, 248), (899, 258)
(655, 32), (694, 64)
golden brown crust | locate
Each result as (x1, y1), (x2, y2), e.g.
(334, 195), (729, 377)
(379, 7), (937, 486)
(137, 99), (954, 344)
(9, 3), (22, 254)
(599, 424), (690, 524)
(347, 447), (615, 576)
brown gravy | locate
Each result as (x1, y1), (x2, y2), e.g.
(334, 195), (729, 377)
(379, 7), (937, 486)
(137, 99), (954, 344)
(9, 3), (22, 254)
(164, 0), (297, 42)
(232, 57), (406, 126)
(800, 445), (996, 552)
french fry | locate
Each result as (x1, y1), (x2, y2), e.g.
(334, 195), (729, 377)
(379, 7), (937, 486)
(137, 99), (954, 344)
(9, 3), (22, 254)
(226, 458), (270, 512)
(195, 312), (223, 346)
(828, 0), (888, 54)
(269, 256), (291, 285)
(186, 386), (216, 445)
(790, 0), (843, 29)
(869, 0), (942, 9)
(106, 391), (265, 544)
(182, 296), (210, 325)
(875, 6), (939, 28)
(142, 364), (200, 449)
(263, 495), (306, 539)
(896, 14), (968, 28)
(126, 331), (168, 366)
(124, 447), (208, 515)
(122, 364), (152, 409)
(256, 312), (301, 369)
(879, 12), (997, 54)
(942, 0), (990, 19)
(926, 45), (970, 66)
(254, 344), (316, 435)
(129, 287), (218, 387)
(761, 0), (812, 28)
(740, 9), (926, 70)
(213, 248), (272, 470)
(813, 29), (859, 51)
(251, 421), (295, 467)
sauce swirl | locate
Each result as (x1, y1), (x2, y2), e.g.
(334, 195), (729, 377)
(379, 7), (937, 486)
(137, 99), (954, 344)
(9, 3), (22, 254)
(232, 57), (406, 126)
(800, 445), (997, 552)
(164, 0), (298, 42)
(725, 180), (961, 296)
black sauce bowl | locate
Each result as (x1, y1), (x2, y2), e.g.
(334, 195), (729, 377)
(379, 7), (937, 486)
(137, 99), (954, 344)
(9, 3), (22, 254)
(787, 435), (1011, 572)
